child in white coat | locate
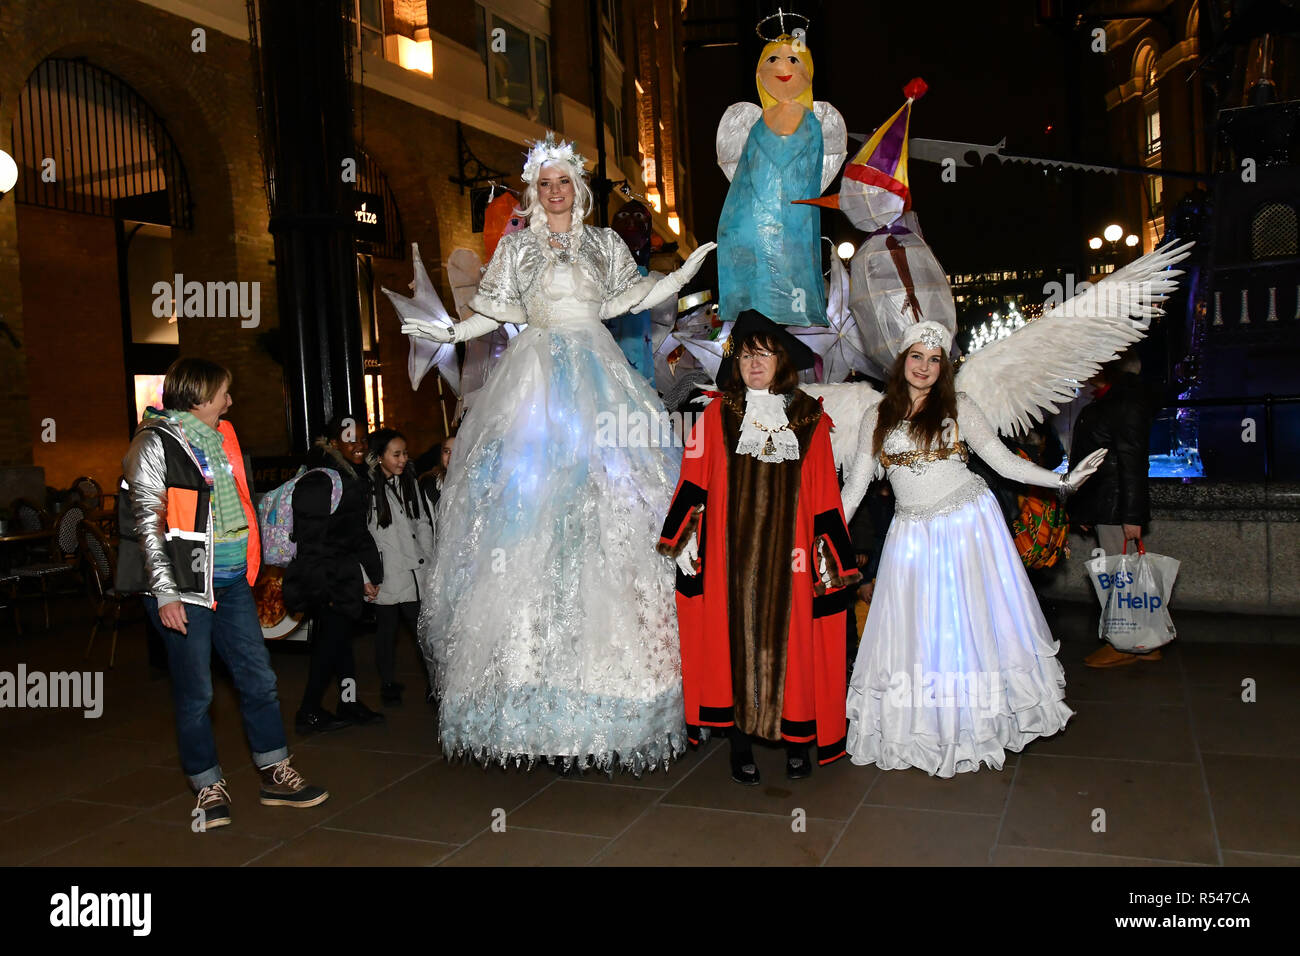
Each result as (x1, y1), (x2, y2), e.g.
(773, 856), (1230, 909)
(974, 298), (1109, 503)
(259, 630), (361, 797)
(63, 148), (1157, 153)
(365, 429), (435, 705)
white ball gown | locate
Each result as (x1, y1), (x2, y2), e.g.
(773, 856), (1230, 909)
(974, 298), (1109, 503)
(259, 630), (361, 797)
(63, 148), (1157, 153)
(419, 227), (686, 774)
(841, 394), (1075, 777)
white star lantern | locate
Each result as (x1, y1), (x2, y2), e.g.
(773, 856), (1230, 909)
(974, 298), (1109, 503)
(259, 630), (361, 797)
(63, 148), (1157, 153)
(381, 243), (461, 396)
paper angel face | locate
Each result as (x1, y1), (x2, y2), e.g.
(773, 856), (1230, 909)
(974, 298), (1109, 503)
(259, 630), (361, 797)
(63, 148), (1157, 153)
(757, 41), (813, 107)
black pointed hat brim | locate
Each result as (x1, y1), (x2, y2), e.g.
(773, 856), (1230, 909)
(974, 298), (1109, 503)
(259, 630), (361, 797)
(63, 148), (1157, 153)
(718, 309), (816, 387)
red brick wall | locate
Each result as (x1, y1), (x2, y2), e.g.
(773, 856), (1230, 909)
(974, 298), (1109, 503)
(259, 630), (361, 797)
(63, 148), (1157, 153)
(17, 205), (128, 491)
(360, 86), (528, 455)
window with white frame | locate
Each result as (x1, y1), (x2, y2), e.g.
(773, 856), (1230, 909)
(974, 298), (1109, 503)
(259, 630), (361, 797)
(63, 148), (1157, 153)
(476, 3), (553, 127)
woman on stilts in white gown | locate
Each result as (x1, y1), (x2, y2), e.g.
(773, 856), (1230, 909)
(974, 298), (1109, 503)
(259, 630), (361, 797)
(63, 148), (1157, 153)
(396, 134), (716, 774)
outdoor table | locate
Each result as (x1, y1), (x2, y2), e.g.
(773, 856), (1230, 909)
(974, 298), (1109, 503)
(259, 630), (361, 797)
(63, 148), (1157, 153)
(0, 528), (55, 572)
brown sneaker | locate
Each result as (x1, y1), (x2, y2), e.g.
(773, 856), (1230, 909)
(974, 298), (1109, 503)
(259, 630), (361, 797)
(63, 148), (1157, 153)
(1136, 648), (1163, 662)
(1084, 644), (1139, 668)
(194, 780), (232, 831)
(257, 758), (330, 808)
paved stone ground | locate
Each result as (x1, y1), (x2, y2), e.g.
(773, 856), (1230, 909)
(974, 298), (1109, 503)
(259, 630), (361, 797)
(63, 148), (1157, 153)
(1, 595), (1297, 866)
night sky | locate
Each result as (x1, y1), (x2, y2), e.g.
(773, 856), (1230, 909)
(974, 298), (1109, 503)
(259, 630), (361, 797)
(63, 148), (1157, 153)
(683, 0), (1121, 279)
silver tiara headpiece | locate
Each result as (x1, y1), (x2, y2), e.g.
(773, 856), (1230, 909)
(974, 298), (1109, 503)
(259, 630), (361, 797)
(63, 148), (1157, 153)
(522, 133), (588, 185)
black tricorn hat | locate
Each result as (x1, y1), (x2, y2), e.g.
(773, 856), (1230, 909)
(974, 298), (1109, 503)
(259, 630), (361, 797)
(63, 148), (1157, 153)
(717, 309), (817, 388)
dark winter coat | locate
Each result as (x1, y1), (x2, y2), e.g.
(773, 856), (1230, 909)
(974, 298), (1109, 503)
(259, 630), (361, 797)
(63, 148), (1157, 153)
(1068, 372), (1152, 527)
(283, 440), (383, 620)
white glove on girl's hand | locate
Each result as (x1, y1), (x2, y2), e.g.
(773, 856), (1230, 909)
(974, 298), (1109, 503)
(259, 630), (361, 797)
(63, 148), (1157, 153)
(630, 242), (718, 313)
(400, 316), (453, 343)
(1065, 448), (1108, 491)
(674, 241), (718, 286)
(676, 532), (700, 576)
(402, 312), (499, 345)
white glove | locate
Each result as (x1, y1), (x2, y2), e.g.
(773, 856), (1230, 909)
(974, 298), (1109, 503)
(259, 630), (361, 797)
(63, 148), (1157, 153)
(402, 312), (499, 345)
(676, 531), (700, 577)
(631, 242), (717, 313)
(1064, 448), (1107, 493)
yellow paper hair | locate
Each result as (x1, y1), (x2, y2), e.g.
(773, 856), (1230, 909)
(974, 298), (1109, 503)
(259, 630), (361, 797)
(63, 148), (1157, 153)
(756, 37), (814, 111)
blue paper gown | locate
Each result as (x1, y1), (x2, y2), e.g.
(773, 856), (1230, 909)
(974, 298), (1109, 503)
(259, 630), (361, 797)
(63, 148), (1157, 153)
(717, 109), (828, 327)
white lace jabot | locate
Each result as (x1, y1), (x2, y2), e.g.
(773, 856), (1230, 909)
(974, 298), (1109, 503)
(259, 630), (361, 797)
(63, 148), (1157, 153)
(736, 388), (800, 463)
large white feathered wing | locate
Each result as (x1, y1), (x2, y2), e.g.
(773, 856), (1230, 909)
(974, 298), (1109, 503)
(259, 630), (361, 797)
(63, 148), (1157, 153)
(800, 381), (883, 471)
(956, 241), (1193, 436)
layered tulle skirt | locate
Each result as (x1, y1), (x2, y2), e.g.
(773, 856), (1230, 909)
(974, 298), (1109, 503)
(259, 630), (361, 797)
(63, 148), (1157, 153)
(419, 317), (687, 774)
(846, 485), (1073, 777)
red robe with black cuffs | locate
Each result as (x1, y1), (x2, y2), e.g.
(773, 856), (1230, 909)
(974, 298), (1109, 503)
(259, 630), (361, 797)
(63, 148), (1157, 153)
(658, 390), (861, 764)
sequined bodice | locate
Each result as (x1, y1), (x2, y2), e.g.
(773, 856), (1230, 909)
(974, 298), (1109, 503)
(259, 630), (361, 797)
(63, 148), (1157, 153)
(841, 393), (1067, 522)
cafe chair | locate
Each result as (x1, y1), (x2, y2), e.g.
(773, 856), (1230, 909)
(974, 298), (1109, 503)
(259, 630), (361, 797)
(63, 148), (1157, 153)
(71, 476), (104, 511)
(0, 574), (19, 635)
(11, 504), (85, 630)
(10, 497), (46, 532)
(80, 521), (131, 668)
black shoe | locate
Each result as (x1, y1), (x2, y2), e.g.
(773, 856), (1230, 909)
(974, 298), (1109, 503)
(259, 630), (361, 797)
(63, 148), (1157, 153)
(294, 707), (352, 735)
(380, 682), (403, 706)
(338, 700), (386, 724)
(729, 751), (760, 786)
(786, 748), (813, 780)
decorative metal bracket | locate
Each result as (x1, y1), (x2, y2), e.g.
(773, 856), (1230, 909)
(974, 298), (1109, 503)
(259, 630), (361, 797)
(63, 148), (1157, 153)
(449, 122), (512, 195)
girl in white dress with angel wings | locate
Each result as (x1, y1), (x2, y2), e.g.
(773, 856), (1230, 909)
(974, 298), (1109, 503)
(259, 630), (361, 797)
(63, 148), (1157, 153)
(809, 242), (1191, 777)
(395, 135), (716, 774)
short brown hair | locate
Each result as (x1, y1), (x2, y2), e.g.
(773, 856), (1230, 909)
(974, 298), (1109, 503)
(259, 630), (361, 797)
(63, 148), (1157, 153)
(162, 358), (231, 411)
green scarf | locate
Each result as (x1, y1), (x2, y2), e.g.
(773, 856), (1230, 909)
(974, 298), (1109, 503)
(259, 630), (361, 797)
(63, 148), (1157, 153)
(169, 409), (247, 535)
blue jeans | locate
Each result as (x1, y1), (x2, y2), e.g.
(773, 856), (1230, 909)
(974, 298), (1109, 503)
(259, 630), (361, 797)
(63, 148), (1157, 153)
(144, 576), (289, 789)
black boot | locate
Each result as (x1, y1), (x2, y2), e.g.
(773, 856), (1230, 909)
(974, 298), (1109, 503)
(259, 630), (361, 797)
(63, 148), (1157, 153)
(294, 707), (352, 735)
(729, 730), (759, 785)
(338, 700), (386, 724)
(786, 742), (812, 780)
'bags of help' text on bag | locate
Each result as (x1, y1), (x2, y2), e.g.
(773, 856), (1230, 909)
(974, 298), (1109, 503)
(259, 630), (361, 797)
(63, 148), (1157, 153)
(1085, 541), (1179, 653)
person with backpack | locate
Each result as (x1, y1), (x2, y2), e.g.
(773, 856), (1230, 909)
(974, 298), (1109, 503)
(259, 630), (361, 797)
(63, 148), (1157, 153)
(365, 428), (435, 706)
(117, 358), (328, 830)
(284, 416), (386, 733)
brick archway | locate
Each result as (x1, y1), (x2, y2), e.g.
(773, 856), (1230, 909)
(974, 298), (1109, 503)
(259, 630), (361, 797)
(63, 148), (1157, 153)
(0, 1), (286, 482)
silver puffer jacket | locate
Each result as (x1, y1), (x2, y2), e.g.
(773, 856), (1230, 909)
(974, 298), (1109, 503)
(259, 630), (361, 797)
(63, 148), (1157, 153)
(116, 415), (257, 609)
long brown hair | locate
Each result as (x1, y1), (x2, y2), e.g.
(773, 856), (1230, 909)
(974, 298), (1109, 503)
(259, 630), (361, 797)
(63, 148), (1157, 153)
(872, 347), (959, 457)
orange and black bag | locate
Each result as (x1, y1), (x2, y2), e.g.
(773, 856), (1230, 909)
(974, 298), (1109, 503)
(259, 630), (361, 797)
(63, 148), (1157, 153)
(1010, 449), (1070, 569)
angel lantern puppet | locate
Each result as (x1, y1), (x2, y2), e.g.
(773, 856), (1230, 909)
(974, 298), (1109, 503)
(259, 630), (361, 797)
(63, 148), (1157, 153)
(715, 11), (846, 328)
(803, 242), (1193, 777)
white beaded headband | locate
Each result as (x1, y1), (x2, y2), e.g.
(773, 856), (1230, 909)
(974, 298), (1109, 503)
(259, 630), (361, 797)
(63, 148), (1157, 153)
(898, 321), (952, 353)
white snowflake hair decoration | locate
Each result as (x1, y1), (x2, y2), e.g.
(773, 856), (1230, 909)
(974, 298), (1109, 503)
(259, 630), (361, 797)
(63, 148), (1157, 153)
(898, 320), (952, 354)
(522, 132), (588, 185)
